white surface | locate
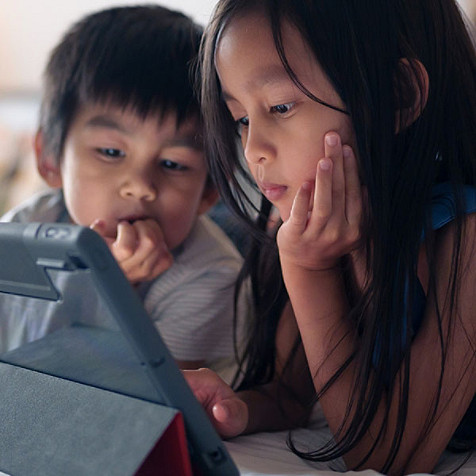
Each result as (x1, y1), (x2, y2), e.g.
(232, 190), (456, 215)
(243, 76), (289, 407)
(226, 430), (476, 476)
(225, 404), (476, 476)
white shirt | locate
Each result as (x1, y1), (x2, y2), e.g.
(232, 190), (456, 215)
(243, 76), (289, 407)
(0, 189), (243, 368)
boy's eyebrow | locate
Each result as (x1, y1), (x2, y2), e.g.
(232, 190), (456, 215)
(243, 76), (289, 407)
(85, 115), (130, 134)
(164, 135), (203, 151)
(85, 115), (202, 149)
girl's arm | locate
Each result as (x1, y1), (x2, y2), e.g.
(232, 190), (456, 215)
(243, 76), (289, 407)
(184, 302), (315, 437)
(242, 301), (315, 434)
(277, 133), (476, 473)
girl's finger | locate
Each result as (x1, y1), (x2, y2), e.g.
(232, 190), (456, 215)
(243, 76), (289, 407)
(288, 181), (313, 232)
(324, 133), (345, 214)
(343, 145), (362, 226)
(311, 158), (333, 225)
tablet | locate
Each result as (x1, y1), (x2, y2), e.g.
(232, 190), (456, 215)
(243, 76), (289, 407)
(0, 222), (239, 475)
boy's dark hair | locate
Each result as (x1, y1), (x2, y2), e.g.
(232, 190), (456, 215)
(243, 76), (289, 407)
(39, 4), (203, 161)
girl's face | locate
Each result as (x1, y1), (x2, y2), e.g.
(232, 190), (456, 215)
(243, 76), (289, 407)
(216, 10), (357, 221)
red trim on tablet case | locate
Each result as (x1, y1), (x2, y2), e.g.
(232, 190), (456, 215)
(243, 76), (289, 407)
(136, 413), (193, 476)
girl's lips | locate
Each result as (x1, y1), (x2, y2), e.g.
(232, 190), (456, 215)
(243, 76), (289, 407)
(258, 181), (288, 201)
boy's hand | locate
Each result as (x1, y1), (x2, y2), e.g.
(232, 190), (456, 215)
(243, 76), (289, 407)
(277, 132), (363, 271)
(91, 218), (173, 284)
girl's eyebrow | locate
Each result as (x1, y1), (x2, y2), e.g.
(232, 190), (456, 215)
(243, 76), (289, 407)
(221, 65), (292, 101)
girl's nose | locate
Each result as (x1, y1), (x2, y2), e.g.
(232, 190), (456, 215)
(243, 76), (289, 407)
(120, 173), (157, 201)
(243, 122), (276, 165)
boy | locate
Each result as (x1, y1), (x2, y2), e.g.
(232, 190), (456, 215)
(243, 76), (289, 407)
(0, 5), (243, 372)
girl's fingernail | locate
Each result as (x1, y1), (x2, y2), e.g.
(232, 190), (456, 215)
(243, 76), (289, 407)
(343, 146), (352, 158)
(325, 134), (338, 147)
(319, 159), (332, 170)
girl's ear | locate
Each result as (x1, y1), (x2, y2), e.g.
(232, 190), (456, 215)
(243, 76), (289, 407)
(34, 130), (63, 188)
(395, 58), (429, 132)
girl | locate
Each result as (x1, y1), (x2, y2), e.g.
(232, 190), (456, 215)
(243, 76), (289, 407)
(185, 0), (476, 474)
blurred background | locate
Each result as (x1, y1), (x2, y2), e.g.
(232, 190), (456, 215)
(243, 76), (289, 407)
(0, 0), (474, 213)
(0, 0), (217, 212)
(0, 0), (217, 93)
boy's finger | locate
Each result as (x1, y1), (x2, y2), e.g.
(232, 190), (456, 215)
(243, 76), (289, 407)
(90, 219), (115, 246)
(133, 220), (167, 256)
(113, 221), (138, 261)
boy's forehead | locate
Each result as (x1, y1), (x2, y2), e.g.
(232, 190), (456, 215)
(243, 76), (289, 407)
(74, 101), (203, 148)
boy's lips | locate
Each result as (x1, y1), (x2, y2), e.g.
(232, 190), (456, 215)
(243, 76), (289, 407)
(119, 214), (151, 224)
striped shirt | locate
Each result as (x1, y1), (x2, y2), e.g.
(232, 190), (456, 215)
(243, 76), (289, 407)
(0, 189), (243, 368)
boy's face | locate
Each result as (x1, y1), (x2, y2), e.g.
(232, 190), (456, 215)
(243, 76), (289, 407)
(41, 103), (215, 251)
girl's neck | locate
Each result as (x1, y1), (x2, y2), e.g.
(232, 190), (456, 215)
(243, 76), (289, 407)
(349, 247), (368, 294)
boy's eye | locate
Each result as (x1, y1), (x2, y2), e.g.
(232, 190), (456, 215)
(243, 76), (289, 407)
(160, 159), (187, 171)
(270, 102), (295, 115)
(97, 148), (125, 159)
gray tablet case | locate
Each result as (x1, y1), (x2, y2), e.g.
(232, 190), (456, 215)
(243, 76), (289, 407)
(0, 222), (239, 476)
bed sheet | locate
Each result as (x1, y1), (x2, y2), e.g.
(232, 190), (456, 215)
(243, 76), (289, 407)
(225, 404), (476, 476)
(226, 430), (476, 476)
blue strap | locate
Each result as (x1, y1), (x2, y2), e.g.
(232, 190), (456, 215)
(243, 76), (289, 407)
(431, 183), (476, 231)
(374, 183), (476, 370)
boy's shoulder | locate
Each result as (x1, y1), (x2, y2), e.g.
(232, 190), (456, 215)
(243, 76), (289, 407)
(177, 214), (243, 267)
(163, 214), (243, 281)
(0, 189), (65, 224)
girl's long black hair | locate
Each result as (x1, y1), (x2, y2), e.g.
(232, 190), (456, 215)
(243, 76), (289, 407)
(200, 0), (476, 472)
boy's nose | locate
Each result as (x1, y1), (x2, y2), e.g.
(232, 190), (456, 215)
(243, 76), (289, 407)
(120, 174), (157, 201)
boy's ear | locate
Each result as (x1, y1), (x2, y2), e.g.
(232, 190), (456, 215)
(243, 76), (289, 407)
(34, 130), (63, 188)
(395, 58), (429, 132)
(197, 183), (219, 215)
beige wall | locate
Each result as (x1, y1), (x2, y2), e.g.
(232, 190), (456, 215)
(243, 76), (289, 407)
(459, 0), (476, 21)
(0, 0), (217, 93)
(0, 0), (474, 93)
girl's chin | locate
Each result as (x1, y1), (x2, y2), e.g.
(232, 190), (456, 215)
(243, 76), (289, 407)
(276, 207), (288, 222)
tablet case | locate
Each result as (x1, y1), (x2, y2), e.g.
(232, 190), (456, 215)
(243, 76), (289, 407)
(0, 222), (239, 476)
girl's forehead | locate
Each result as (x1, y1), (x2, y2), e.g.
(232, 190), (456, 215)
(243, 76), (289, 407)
(216, 10), (335, 101)
(218, 11), (307, 70)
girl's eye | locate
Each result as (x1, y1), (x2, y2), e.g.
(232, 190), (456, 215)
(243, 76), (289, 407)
(97, 148), (125, 159)
(237, 116), (249, 126)
(270, 102), (295, 115)
(235, 116), (249, 137)
(160, 159), (187, 171)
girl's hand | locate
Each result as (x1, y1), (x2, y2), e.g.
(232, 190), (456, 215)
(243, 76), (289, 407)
(277, 132), (362, 271)
(183, 368), (249, 439)
(91, 218), (173, 284)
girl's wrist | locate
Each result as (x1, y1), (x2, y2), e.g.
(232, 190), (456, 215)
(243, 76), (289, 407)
(280, 257), (342, 276)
